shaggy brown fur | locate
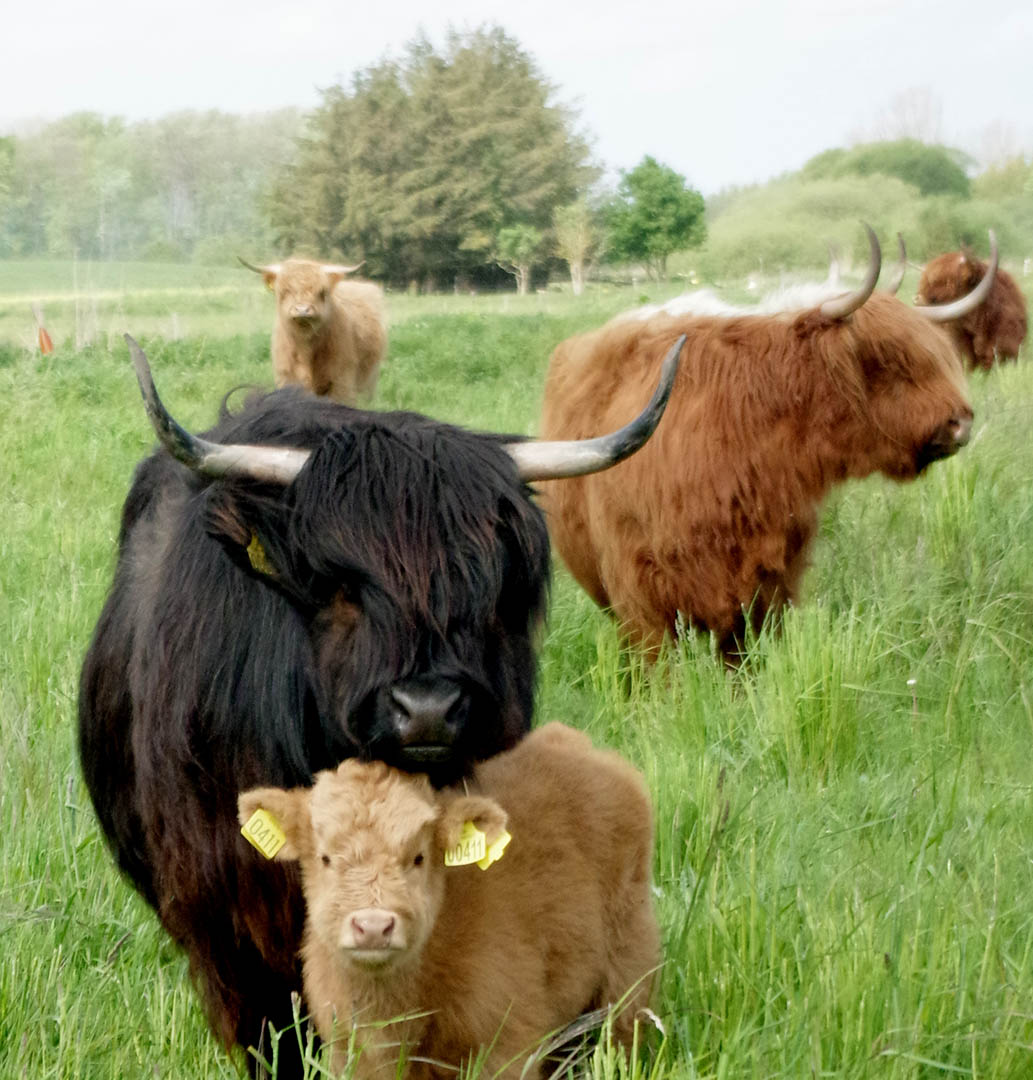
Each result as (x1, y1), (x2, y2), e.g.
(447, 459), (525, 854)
(539, 294), (973, 658)
(238, 723), (659, 1080)
(916, 250), (1028, 370)
(261, 258), (387, 402)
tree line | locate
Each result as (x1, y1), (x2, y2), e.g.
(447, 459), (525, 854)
(0, 26), (706, 290)
(2, 24), (1030, 287)
(0, 110), (301, 263)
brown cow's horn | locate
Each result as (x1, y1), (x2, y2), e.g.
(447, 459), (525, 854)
(819, 224), (881, 319)
(126, 335), (311, 484)
(885, 233), (907, 295)
(914, 230), (998, 322)
(322, 261), (365, 276)
(237, 255), (282, 277)
(507, 335), (685, 482)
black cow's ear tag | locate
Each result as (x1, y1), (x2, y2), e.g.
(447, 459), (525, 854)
(247, 533), (276, 577)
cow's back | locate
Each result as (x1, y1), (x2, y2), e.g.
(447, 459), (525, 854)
(329, 279), (387, 401)
(539, 324), (663, 613)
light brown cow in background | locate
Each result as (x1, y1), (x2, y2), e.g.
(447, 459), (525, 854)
(238, 722), (659, 1080)
(540, 227), (979, 662)
(241, 256), (387, 403)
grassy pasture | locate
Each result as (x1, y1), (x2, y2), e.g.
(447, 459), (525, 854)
(1, 262), (1032, 1078)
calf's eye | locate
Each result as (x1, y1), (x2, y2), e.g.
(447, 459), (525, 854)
(321, 854), (331, 867)
(413, 853), (424, 867)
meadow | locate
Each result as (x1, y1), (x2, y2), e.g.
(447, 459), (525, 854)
(1, 261), (1032, 1079)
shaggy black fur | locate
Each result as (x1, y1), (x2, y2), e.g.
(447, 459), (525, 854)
(79, 387), (551, 1077)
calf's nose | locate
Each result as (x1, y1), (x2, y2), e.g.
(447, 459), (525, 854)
(350, 909), (397, 949)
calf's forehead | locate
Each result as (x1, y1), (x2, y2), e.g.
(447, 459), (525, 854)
(309, 767), (438, 854)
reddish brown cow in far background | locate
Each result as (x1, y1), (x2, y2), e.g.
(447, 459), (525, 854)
(241, 256), (387, 403)
(915, 246), (1027, 370)
(539, 228), (977, 661)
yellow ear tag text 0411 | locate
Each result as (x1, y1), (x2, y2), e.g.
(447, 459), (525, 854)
(241, 808), (286, 859)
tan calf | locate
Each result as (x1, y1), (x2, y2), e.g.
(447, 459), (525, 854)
(238, 723), (659, 1079)
(243, 256), (387, 403)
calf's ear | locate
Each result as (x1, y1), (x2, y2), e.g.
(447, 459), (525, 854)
(436, 795), (509, 850)
(237, 786), (311, 861)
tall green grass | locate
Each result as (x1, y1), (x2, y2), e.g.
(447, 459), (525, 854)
(1, 272), (1031, 1078)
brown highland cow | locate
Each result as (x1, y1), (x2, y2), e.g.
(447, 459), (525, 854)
(539, 229), (977, 660)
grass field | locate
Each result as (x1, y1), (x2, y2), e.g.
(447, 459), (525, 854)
(1, 261), (1032, 1078)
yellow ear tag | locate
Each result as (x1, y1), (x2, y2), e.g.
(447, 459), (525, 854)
(476, 829), (511, 871)
(241, 808), (286, 859)
(444, 821), (487, 867)
(247, 533), (276, 576)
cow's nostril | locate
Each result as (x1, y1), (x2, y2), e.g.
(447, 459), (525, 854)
(390, 683), (463, 745)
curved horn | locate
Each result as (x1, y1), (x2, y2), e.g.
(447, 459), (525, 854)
(322, 261), (365, 276)
(126, 335), (310, 484)
(237, 255), (282, 277)
(914, 230), (998, 322)
(507, 335), (685, 482)
(884, 233), (907, 295)
(819, 224), (881, 320)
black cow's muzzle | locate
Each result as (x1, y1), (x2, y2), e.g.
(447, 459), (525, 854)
(379, 677), (468, 763)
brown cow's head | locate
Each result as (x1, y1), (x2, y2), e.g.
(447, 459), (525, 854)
(914, 250), (984, 307)
(238, 761), (507, 972)
(813, 292), (973, 481)
(240, 256), (363, 333)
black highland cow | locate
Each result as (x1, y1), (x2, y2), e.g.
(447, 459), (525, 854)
(79, 336), (681, 1077)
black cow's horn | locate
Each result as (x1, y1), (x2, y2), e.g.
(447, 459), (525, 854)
(126, 333), (684, 487)
(884, 233), (907, 296)
(819, 224), (881, 320)
(914, 230), (998, 322)
(126, 335), (311, 484)
(505, 335), (685, 481)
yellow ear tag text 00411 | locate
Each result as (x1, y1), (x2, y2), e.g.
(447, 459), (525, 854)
(444, 821), (486, 867)
(241, 808), (286, 859)
(444, 821), (511, 871)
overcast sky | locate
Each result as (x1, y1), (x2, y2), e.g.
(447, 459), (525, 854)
(3, 0), (1030, 194)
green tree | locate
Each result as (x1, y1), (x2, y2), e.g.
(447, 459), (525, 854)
(972, 155), (1032, 201)
(269, 26), (596, 287)
(553, 199), (604, 295)
(802, 139), (971, 198)
(494, 224), (543, 294)
(605, 156), (705, 279)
